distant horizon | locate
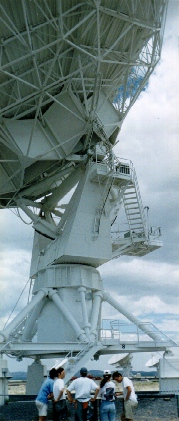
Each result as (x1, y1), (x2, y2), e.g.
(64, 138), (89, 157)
(9, 368), (158, 380)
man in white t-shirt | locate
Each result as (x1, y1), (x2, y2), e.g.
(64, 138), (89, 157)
(53, 367), (67, 421)
(112, 371), (138, 421)
(67, 367), (99, 421)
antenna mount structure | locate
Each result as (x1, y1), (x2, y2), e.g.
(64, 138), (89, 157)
(0, 0), (176, 396)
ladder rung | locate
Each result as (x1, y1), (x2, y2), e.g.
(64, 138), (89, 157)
(124, 201), (138, 205)
(125, 199), (137, 202)
(129, 217), (141, 220)
(124, 187), (135, 190)
(129, 223), (143, 226)
(126, 208), (139, 211)
(129, 221), (143, 224)
(124, 195), (136, 198)
(125, 206), (139, 209)
(128, 212), (140, 215)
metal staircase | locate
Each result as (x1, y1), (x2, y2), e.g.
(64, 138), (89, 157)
(123, 166), (147, 242)
(90, 154), (162, 257)
(62, 342), (102, 384)
(110, 159), (162, 258)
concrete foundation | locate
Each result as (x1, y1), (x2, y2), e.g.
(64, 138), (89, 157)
(0, 357), (9, 406)
(159, 357), (179, 393)
(26, 359), (47, 395)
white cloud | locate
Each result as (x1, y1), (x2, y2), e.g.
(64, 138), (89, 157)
(101, 259), (179, 303)
(0, 209), (33, 252)
(0, 250), (31, 325)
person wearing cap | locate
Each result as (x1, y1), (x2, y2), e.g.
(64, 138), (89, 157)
(66, 367), (99, 421)
(112, 372), (138, 421)
(98, 370), (116, 421)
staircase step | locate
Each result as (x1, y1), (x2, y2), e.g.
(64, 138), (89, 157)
(129, 222), (143, 226)
(64, 344), (103, 383)
(122, 165), (147, 241)
(127, 210), (141, 214)
(126, 208), (138, 212)
(124, 201), (138, 205)
(125, 206), (140, 209)
(124, 199), (137, 202)
(128, 212), (140, 215)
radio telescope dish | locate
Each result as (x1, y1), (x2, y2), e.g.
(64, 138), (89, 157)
(108, 353), (133, 377)
(145, 355), (160, 368)
(52, 358), (68, 370)
(108, 353), (128, 365)
(108, 353), (132, 367)
(0, 0), (168, 209)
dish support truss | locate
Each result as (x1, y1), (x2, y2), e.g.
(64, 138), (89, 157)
(0, 0), (168, 123)
(0, 0), (169, 209)
(0, 154), (176, 393)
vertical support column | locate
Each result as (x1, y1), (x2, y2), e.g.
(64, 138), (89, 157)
(0, 356), (9, 406)
(90, 291), (103, 337)
(78, 287), (90, 337)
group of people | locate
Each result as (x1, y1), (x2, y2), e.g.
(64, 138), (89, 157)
(34, 366), (138, 421)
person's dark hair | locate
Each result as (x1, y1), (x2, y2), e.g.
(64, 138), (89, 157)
(81, 371), (87, 377)
(49, 368), (57, 379)
(57, 367), (64, 375)
(100, 374), (111, 388)
(112, 371), (122, 380)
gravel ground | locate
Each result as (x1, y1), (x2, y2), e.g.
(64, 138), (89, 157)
(1, 396), (177, 421)
(136, 416), (178, 419)
(115, 396), (178, 421)
(4, 381), (178, 421)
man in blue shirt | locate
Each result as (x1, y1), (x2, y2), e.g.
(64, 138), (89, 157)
(35, 367), (57, 421)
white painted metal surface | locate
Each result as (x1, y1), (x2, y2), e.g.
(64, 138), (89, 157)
(159, 357), (179, 393)
(145, 355), (160, 367)
(0, 358), (9, 405)
(0, 0), (175, 392)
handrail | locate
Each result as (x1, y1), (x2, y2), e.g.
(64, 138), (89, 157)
(99, 319), (177, 347)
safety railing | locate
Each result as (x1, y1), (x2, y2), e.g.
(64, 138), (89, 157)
(100, 320), (176, 347)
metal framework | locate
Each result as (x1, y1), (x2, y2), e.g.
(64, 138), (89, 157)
(0, 0), (168, 208)
(0, 0), (175, 395)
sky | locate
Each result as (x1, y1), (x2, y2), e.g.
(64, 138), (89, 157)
(0, 0), (179, 374)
